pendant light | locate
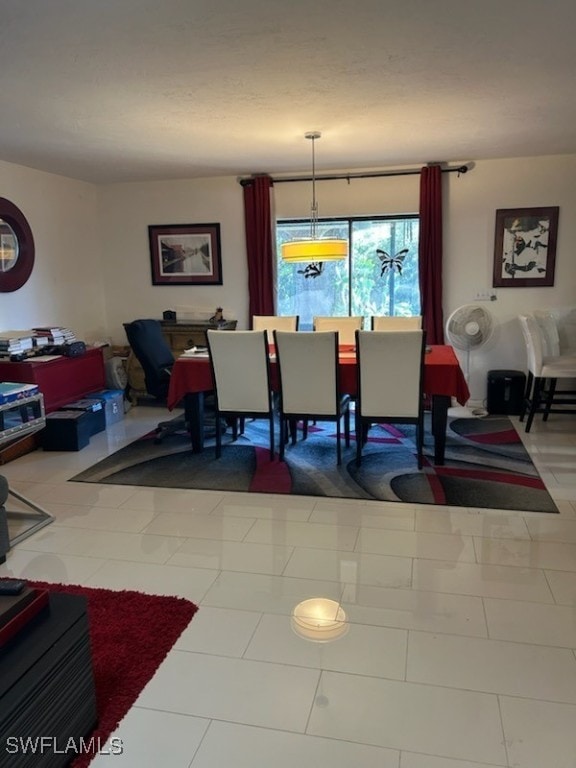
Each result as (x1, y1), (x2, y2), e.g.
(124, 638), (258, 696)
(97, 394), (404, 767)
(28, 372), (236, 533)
(281, 132), (348, 263)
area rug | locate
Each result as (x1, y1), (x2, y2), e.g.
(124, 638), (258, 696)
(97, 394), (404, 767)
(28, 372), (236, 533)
(26, 581), (198, 767)
(71, 414), (558, 513)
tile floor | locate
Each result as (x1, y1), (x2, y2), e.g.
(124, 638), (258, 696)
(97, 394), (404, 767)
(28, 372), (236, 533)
(2, 406), (576, 768)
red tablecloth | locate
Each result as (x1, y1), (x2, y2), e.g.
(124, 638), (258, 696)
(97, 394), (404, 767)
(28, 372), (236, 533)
(168, 345), (469, 410)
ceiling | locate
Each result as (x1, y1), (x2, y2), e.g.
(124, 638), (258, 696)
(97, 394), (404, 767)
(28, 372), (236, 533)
(2, 0), (576, 185)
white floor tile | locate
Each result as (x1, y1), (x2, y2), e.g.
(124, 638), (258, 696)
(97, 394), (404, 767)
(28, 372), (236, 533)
(0, 549), (107, 583)
(167, 538), (293, 575)
(283, 547), (413, 588)
(91, 708), (209, 768)
(484, 597), (576, 647)
(341, 584), (487, 637)
(85, 559), (218, 601)
(137, 650), (319, 732)
(244, 518), (359, 550)
(415, 508), (530, 538)
(174, 606), (262, 657)
(307, 671), (506, 765)
(474, 536), (576, 571)
(190, 721), (400, 768)
(143, 511), (256, 540)
(356, 528), (476, 561)
(544, 569), (576, 604)
(119, 487), (222, 515)
(60, 529), (186, 563)
(310, 503), (415, 531)
(48, 502), (157, 532)
(201, 571), (342, 614)
(407, 630), (576, 703)
(412, 558), (554, 602)
(245, 613), (407, 679)
(525, 516), (576, 542)
(212, 493), (314, 521)
(400, 754), (505, 768)
(500, 696), (576, 768)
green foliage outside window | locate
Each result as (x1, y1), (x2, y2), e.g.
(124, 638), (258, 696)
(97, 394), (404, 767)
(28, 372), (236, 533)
(276, 216), (420, 329)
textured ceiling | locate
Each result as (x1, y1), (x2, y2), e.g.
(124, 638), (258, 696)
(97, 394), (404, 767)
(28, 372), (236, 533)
(1, 0), (575, 184)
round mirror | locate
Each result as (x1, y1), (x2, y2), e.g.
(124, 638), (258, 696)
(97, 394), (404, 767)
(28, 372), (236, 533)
(0, 219), (19, 273)
(0, 197), (35, 292)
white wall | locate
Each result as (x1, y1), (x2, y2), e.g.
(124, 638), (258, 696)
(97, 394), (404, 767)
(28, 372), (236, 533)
(97, 176), (247, 341)
(0, 159), (107, 341)
(274, 155), (576, 402)
(2, 154), (576, 404)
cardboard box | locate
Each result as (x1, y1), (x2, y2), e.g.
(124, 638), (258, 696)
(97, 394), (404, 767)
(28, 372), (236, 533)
(88, 389), (125, 426)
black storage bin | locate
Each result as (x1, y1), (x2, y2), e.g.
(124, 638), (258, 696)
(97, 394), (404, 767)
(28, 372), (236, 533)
(42, 410), (92, 451)
(60, 398), (106, 436)
(487, 369), (526, 415)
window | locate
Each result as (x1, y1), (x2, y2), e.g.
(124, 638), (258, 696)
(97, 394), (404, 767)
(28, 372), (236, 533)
(276, 216), (420, 329)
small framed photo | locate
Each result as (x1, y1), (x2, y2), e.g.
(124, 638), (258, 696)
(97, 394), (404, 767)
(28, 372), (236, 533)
(148, 223), (222, 285)
(492, 207), (559, 288)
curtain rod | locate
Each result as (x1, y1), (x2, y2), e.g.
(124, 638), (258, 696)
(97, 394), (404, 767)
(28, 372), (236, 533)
(239, 164), (469, 186)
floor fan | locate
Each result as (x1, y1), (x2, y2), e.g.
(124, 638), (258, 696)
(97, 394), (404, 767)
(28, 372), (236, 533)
(445, 304), (495, 416)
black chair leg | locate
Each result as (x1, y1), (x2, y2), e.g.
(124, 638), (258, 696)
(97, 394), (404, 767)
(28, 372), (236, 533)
(525, 377), (543, 433)
(519, 372), (533, 422)
(543, 378), (557, 421)
(215, 414), (222, 458)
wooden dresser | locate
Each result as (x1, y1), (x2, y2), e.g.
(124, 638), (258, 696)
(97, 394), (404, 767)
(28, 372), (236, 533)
(125, 319), (237, 401)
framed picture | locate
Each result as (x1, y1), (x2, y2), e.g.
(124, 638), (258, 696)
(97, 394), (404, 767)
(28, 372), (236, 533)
(148, 223), (222, 285)
(492, 206), (559, 288)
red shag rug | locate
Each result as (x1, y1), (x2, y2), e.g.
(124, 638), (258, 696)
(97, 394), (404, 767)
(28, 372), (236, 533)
(29, 581), (198, 767)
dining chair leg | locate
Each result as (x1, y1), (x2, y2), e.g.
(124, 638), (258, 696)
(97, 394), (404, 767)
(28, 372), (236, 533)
(279, 418), (286, 461)
(269, 417), (275, 461)
(543, 378), (557, 421)
(416, 417), (424, 469)
(355, 418), (363, 467)
(215, 414), (222, 458)
(525, 377), (543, 433)
(519, 372), (533, 422)
(344, 408), (351, 447)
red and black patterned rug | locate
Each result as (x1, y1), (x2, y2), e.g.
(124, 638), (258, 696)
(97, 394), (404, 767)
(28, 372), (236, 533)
(71, 415), (557, 513)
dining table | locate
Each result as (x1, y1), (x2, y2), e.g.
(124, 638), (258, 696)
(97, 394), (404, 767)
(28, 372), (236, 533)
(167, 344), (470, 465)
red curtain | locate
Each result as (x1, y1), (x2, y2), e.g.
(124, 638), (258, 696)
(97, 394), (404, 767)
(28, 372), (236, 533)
(418, 165), (444, 344)
(243, 175), (275, 322)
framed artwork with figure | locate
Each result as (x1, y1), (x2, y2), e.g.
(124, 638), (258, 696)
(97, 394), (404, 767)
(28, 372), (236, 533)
(492, 207), (559, 288)
(149, 222), (222, 285)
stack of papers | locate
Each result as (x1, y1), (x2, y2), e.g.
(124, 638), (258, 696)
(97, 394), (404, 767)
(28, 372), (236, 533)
(180, 347), (209, 358)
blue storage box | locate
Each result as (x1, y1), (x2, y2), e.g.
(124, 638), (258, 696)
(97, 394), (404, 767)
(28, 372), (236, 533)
(88, 389), (125, 426)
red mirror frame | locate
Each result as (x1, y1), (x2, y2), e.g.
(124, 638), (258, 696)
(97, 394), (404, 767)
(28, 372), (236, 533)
(0, 197), (35, 292)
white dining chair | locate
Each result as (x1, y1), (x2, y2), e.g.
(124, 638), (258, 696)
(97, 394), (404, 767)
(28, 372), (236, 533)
(355, 329), (426, 468)
(252, 315), (299, 343)
(371, 315), (422, 330)
(206, 330), (275, 459)
(518, 314), (576, 432)
(313, 316), (363, 345)
(273, 330), (351, 465)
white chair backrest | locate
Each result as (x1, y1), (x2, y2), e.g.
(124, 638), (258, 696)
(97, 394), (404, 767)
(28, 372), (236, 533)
(313, 316), (363, 345)
(207, 330), (270, 412)
(372, 315), (422, 330)
(518, 314), (545, 376)
(356, 329), (424, 417)
(533, 310), (561, 356)
(252, 315), (298, 342)
(274, 331), (339, 415)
